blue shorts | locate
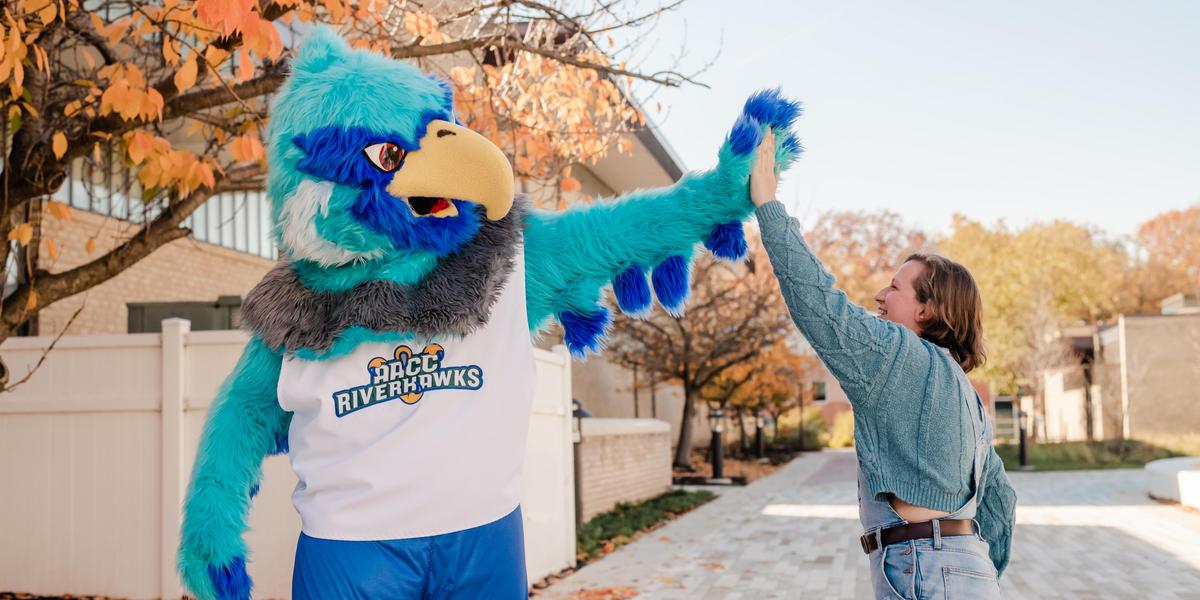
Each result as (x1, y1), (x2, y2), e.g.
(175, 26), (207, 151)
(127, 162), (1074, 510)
(293, 507), (527, 599)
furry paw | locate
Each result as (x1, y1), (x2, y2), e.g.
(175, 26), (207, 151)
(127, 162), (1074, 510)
(209, 556), (252, 600)
(612, 265), (652, 317)
(651, 254), (691, 316)
(704, 221), (748, 262)
(180, 549), (253, 600)
(720, 89), (803, 169)
(559, 307), (612, 358)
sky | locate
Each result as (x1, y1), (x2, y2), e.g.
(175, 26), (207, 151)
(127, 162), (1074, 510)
(633, 0), (1200, 238)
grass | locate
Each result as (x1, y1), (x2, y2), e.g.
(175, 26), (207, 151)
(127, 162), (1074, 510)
(995, 439), (1189, 471)
(576, 489), (714, 563)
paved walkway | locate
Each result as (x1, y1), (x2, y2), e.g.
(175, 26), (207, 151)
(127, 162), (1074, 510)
(544, 450), (1200, 599)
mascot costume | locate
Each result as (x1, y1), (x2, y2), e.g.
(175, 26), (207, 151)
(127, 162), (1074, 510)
(178, 26), (801, 600)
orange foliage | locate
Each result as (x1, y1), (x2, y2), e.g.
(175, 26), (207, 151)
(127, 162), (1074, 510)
(0, 0), (687, 334)
(1136, 204), (1200, 295)
(805, 210), (931, 307)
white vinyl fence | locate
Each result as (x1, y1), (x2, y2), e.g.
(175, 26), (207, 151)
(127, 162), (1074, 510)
(0, 319), (576, 599)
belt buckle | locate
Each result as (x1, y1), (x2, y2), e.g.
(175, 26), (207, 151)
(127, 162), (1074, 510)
(859, 533), (872, 554)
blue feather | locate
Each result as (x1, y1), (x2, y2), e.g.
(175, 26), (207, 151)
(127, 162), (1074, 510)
(612, 265), (652, 317)
(559, 307), (611, 358)
(652, 255), (691, 316)
(248, 483), (260, 499)
(704, 221), (748, 262)
(208, 556), (252, 600)
(726, 114), (762, 157)
(272, 429), (289, 455)
(350, 187), (482, 255)
(292, 125), (419, 186)
(743, 88), (802, 131)
(781, 133), (804, 168)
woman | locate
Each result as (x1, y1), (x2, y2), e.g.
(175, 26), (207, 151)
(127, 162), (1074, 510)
(750, 130), (1016, 599)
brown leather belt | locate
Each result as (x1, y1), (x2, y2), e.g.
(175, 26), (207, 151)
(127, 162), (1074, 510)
(859, 519), (977, 554)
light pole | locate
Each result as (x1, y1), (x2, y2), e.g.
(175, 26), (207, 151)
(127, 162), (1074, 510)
(707, 406), (726, 480)
(571, 399), (591, 525)
(1016, 403), (1029, 470)
(755, 406), (766, 459)
(631, 362), (639, 418)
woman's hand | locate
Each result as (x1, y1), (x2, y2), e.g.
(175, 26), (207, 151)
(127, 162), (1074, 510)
(750, 129), (779, 207)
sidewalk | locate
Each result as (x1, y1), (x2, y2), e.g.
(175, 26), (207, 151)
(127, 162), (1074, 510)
(544, 449), (1200, 599)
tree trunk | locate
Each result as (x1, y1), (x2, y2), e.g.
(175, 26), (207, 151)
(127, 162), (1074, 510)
(736, 405), (749, 457)
(674, 385), (697, 470)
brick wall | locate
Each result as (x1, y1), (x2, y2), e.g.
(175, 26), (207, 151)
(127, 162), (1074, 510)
(577, 418), (672, 522)
(34, 207), (273, 336)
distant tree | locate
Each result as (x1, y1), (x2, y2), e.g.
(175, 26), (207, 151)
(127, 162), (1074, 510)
(700, 338), (810, 454)
(1134, 204), (1200, 298)
(805, 209), (931, 307)
(608, 243), (794, 470)
(939, 215), (1135, 395)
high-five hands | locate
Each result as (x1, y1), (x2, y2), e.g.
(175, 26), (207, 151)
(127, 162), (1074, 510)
(750, 129), (780, 208)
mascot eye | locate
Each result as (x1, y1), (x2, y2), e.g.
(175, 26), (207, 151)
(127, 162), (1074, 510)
(363, 142), (406, 172)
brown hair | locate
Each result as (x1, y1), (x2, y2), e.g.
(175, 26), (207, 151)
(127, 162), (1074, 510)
(904, 253), (986, 373)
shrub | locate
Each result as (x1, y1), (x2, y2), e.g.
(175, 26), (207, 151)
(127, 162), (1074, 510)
(576, 489), (714, 562)
(828, 411), (855, 448)
(994, 439), (1185, 471)
(774, 406), (827, 449)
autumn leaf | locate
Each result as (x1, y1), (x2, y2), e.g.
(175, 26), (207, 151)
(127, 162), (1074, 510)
(46, 238), (59, 261)
(575, 587), (639, 600)
(8, 223), (33, 246)
(229, 133), (264, 163)
(322, 0), (347, 23)
(52, 131), (67, 159)
(195, 0), (257, 37)
(560, 176), (582, 194)
(236, 48), (254, 82)
(85, 236), (97, 255)
(36, 1), (58, 25)
(205, 46), (230, 69)
(174, 56), (198, 93)
(162, 38), (180, 66)
(25, 289), (37, 310)
(403, 11), (439, 38)
(46, 200), (72, 222)
(126, 131), (152, 165)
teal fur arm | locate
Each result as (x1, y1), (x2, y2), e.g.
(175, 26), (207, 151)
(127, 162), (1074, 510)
(178, 337), (291, 600)
(523, 168), (750, 323)
(523, 89), (803, 355)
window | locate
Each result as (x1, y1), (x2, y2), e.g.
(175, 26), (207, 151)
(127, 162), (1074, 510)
(48, 150), (277, 261)
(811, 381), (827, 404)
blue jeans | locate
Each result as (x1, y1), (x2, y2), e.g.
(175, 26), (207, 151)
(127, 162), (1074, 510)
(871, 533), (1001, 599)
(292, 507), (527, 599)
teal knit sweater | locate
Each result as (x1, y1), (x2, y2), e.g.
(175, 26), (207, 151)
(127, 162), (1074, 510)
(755, 201), (1017, 575)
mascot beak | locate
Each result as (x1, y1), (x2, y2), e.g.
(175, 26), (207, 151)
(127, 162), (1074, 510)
(386, 120), (515, 221)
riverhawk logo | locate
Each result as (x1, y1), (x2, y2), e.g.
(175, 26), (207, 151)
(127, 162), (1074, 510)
(332, 343), (483, 417)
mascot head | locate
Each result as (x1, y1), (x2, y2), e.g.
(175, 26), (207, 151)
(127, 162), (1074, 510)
(267, 27), (514, 266)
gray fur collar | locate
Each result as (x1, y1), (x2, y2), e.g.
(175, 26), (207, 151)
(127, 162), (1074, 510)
(241, 198), (527, 354)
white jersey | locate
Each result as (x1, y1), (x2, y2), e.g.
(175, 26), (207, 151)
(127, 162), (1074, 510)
(277, 249), (535, 540)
